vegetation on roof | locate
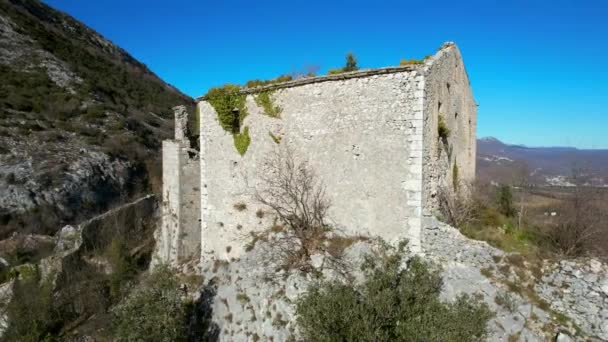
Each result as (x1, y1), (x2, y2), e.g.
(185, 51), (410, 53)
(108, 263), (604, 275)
(245, 74), (293, 89)
(326, 52), (359, 75)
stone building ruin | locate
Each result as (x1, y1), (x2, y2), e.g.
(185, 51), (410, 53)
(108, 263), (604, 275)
(155, 42), (477, 266)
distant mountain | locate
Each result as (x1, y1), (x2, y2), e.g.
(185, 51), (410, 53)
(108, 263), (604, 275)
(476, 137), (608, 187)
(0, 0), (194, 238)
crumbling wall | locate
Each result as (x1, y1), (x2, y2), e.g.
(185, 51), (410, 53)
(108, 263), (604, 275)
(199, 68), (426, 260)
(421, 43), (477, 215)
(156, 106), (201, 266)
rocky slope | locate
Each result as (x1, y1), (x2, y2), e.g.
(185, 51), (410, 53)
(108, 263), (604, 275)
(0, 0), (194, 238)
(176, 217), (608, 341)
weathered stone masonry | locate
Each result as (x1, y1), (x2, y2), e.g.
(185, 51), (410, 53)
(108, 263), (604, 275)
(156, 42), (476, 266)
(157, 106), (201, 265)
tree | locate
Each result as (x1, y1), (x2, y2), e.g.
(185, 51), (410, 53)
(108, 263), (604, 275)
(513, 162), (531, 229)
(344, 53), (359, 72)
(547, 175), (606, 257)
(497, 185), (516, 217)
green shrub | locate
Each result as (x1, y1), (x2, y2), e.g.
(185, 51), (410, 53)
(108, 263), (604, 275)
(205, 84), (247, 134)
(438, 115), (450, 140)
(106, 237), (136, 300)
(233, 126), (251, 156)
(344, 53), (359, 72)
(327, 53), (359, 75)
(111, 265), (188, 342)
(255, 91), (282, 118)
(1, 267), (59, 342)
(296, 243), (493, 342)
(497, 185), (516, 217)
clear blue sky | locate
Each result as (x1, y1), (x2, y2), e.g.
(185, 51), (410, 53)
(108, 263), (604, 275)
(45, 0), (608, 149)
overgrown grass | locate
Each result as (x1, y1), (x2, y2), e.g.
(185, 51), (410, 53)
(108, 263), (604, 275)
(459, 205), (541, 255)
(245, 75), (293, 88)
(399, 59), (424, 65)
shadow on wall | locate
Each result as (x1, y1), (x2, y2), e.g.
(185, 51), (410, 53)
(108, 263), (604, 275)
(187, 281), (220, 342)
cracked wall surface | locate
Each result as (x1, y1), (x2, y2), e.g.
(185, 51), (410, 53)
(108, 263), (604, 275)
(158, 43), (476, 265)
(199, 70), (427, 260)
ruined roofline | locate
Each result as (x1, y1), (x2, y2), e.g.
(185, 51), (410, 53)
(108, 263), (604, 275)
(195, 42), (458, 102)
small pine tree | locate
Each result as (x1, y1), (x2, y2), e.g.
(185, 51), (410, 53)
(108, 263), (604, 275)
(497, 185), (516, 217)
(344, 53), (359, 72)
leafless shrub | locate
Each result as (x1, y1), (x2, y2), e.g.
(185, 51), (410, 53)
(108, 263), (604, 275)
(254, 148), (350, 276)
(546, 187), (605, 257)
(437, 183), (478, 229)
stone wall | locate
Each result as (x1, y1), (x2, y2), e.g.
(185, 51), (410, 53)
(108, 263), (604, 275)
(199, 68), (427, 260)
(157, 106), (201, 266)
(422, 43), (477, 215)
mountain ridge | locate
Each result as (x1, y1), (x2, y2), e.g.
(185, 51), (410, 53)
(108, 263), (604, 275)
(0, 0), (194, 238)
(477, 137), (608, 187)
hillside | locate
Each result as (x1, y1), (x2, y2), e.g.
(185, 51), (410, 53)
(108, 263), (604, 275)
(476, 137), (608, 187)
(0, 0), (194, 238)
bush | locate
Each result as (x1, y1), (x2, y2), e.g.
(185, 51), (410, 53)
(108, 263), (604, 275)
(296, 243), (493, 341)
(1, 267), (60, 342)
(111, 265), (188, 342)
(106, 237), (137, 299)
(344, 53), (359, 72)
(497, 185), (516, 217)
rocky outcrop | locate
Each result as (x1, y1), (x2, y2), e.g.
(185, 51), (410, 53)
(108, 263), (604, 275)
(0, 140), (139, 238)
(536, 259), (608, 340)
(182, 217), (607, 341)
(423, 217), (607, 341)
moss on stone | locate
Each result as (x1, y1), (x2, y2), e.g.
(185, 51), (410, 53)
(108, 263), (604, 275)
(255, 91), (282, 118)
(233, 126), (251, 156)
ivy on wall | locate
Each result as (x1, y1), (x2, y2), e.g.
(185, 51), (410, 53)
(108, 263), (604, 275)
(206, 85), (250, 155)
(255, 91), (282, 118)
(206, 85), (248, 134)
(233, 126), (251, 156)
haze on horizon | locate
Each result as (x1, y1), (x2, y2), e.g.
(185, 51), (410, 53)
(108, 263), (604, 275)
(45, 0), (608, 150)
